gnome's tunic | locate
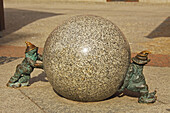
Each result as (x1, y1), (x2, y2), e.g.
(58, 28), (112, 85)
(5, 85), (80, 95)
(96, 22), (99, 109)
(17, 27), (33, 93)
(123, 62), (147, 92)
(9, 49), (42, 83)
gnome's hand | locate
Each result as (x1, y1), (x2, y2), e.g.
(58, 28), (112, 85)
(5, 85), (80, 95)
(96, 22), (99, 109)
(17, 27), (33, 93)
(32, 53), (37, 57)
(118, 87), (125, 93)
(35, 63), (43, 69)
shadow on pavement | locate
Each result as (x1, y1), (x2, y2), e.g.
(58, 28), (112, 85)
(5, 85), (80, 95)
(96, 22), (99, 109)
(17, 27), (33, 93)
(0, 56), (20, 65)
(147, 17), (170, 38)
(29, 71), (48, 85)
(105, 89), (140, 101)
(53, 88), (139, 102)
(0, 8), (63, 44)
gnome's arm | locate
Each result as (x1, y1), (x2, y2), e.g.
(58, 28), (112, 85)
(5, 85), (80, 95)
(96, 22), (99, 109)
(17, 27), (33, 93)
(37, 54), (43, 61)
(35, 54), (43, 69)
(118, 64), (133, 92)
(34, 63), (43, 69)
(26, 57), (43, 69)
(26, 57), (36, 67)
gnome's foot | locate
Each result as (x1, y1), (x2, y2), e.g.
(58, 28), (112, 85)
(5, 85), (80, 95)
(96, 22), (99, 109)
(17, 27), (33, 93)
(138, 93), (157, 103)
(148, 90), (157, 98)
(138, 96), (157, 103)
(6, 81), (29, 88)
(6, 82), (21, 88)
(21, 81), (30, 87)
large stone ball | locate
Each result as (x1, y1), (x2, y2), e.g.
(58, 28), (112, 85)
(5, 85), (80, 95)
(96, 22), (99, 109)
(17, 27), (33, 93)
(43, 15), (130, 102)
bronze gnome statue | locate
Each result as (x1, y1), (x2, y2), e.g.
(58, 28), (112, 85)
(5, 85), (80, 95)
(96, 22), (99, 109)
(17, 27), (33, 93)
(6, 42), (43, 88)
(118, 51), (157, 103)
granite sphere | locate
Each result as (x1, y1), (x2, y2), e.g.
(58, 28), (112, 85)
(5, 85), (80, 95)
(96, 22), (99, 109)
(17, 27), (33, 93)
(43, 15), (131, 102)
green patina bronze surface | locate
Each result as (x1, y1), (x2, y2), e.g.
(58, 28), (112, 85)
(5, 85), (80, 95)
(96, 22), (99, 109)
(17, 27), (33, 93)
(6, 42), (43, 88)
(118, 51), (157, 103)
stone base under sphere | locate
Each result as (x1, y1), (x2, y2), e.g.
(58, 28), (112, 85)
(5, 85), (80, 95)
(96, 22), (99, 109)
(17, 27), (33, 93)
(43, 15), (131, 102)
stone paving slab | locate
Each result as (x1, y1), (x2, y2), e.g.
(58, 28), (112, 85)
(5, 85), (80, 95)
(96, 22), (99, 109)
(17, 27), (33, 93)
(0, 88), (44, 113)
(0, 56), (170, 113)
(19, 65), (170, 113)
(19, 86), (170, 113)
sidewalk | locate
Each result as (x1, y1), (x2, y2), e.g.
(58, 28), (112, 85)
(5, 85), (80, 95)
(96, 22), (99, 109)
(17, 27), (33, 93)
(0, 1), (170, 113)
(1, 58), (170, 113)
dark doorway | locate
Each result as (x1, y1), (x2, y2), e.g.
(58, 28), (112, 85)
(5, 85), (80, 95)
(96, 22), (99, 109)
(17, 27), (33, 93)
(0, 0), (5, 31)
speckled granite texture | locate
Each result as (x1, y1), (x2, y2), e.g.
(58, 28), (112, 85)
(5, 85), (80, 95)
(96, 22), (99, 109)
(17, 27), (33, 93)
(43, 15), (131, 102)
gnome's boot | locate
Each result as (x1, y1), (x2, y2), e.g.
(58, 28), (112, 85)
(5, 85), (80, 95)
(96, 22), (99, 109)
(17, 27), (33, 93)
(6, 80), (21, 88)
(6, 72), (22, 88)
(7, 74), (30, 88)
(6, 80), (16, 88)
(11, 82), (22, 88)
(18, 75), (30, 87)
(148, 90), (157, 98)
(138, 90), (156, 103)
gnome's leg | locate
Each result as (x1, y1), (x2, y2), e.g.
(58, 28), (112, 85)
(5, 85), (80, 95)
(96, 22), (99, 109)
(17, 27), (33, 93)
(138, 84), (156, 103)
(8, 65), (22, 83)
(18, 74), (30, 86)
(139, 84), (149, 97)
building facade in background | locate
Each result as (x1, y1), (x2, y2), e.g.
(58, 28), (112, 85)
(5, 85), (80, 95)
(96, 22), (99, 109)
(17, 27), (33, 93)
(56, 0), (170, 3)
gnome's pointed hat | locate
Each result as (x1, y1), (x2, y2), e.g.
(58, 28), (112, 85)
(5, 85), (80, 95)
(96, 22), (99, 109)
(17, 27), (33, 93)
(132, 50), (151, 64)
(25, 41), (38, 53)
